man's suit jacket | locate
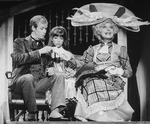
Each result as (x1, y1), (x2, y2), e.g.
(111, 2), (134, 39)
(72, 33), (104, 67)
(10, 35), (46, 90)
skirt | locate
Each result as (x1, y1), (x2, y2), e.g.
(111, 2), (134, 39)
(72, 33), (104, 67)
(74, 89), (134, 122)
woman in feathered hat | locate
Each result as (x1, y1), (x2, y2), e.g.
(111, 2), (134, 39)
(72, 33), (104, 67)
(67, 3), (149, 122)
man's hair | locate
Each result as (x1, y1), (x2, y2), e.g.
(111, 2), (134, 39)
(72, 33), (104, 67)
(29, 15), (48, 31)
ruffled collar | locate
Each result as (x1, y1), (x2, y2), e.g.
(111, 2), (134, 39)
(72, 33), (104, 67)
(98, 42), (112, 53)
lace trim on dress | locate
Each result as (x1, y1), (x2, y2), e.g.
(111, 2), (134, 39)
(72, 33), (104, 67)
(77, 89), (125, 118)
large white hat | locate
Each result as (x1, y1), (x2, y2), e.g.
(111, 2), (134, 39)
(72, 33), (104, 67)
(67, 3), (150, 32)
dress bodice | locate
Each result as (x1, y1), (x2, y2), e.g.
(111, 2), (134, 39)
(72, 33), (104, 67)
(93, 43), (122, 71)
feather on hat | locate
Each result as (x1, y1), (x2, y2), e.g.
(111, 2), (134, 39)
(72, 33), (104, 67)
(67, 3), (150, 32)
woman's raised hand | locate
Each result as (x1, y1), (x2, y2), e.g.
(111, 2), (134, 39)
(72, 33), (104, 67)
(105, 66), (124, 76)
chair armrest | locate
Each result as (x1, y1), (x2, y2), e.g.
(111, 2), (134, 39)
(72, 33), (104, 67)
(5, 71), (13, 79)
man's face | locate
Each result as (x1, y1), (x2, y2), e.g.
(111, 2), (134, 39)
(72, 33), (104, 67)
(32, 22), (48, 40)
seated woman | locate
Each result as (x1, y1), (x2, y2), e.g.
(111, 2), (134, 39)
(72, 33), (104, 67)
(67, 4), (139, 122)
(68, 3), (149, 122)
(74, 20), (134, 122)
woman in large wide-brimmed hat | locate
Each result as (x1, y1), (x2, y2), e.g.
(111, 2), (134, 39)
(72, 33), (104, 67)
(67, 3), (149, 122)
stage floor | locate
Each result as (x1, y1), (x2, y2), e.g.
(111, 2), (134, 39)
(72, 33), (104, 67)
(8, 121), (150, 124)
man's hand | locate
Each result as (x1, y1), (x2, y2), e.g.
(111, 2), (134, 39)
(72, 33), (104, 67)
(39, 46), (52, 55)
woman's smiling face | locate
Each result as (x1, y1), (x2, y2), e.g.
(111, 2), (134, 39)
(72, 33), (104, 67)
(96, 22), (115, 40)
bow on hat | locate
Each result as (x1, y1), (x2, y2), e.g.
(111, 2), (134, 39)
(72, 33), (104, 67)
(67, 3), (150, 32)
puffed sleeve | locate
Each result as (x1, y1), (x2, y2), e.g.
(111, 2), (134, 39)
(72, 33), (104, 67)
(75, 45), (94, 67)
(119, 46), (133, 78)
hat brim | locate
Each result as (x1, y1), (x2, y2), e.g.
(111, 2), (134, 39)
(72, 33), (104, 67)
(68, 3), (150, 32)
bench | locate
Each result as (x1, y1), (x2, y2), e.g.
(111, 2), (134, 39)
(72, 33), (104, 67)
(6, 71), (77, 121)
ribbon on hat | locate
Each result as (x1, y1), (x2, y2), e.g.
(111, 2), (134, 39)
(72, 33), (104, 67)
(114, 7), (125, 18)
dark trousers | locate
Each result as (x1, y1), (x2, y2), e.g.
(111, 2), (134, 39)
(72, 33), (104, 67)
(13, 73), (66, 113)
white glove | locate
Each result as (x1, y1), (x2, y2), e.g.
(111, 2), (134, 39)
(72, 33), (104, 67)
(106, 66), (124, 76)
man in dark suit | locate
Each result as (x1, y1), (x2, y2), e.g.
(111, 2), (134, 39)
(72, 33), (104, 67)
(10, 15), (66, 121)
